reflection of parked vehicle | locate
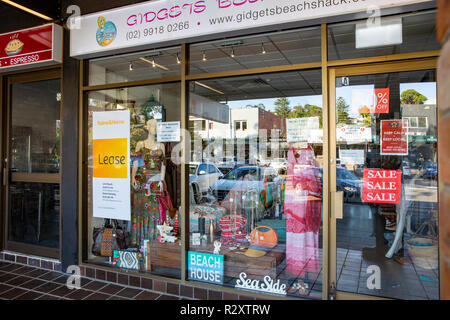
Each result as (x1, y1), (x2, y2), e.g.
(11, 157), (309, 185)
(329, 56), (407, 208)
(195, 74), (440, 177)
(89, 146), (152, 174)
(215, 156), (237, 175)
(423, 162), (437, 179)
(354, 164), (364, 177)
(318, 167), (362, 202)
(270, 158), (288, 174)
(402, 160), (412, 178)
(190, 181), (201, 204)
(209, 166), (283, 202)
(189, 162), (224, 195)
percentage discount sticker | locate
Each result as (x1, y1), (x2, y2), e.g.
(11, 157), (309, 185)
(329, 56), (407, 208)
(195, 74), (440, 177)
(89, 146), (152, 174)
(374, 88), (389, 113)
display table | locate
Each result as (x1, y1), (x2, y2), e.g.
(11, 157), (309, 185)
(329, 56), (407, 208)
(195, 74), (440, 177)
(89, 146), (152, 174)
(149, 240), (285, 280)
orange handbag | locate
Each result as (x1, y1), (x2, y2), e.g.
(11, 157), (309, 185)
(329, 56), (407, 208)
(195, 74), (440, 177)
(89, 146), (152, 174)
(250, 226), (278, 249)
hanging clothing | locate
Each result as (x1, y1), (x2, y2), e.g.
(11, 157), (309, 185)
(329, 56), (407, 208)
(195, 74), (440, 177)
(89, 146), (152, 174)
(131, 147), (165, 247)
(285, 146), (322, 276)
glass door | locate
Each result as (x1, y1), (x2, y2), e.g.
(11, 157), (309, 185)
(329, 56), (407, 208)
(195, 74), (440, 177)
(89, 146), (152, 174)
(4, 70), (61, 258)
(329, 60), (440, 300)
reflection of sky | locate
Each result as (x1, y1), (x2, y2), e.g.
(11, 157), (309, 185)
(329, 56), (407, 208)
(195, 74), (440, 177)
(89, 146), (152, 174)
(223, 82), (435, 117)
(225, 95), (323, 113)
(336, 82), (436, 118)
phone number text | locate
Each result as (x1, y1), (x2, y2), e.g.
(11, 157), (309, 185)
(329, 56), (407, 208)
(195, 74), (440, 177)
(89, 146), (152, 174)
(126, 21), (190, 40)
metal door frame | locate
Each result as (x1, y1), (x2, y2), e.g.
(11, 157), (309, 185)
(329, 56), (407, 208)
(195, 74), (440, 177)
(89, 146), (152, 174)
(3, 68), (61, 259)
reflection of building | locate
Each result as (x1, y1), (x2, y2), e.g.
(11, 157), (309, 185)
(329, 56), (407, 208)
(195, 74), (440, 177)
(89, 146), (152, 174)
(402, 103), (438, 164)
(402, 103), (437, 138)
(190, 106), (287, 161)
(190, 107), (285, 140)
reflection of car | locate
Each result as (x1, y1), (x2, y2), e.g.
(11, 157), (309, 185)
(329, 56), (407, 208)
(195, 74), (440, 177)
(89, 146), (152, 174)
(318, 167), (362, 202)
(189, 162), (224, 195)
(336, 159), (346, 168)
(354, 164), (364, 177)
(209, 166), (283, 202)
(423, 162), (437, 179)
(236, 159), (257, 167)
(216, 156), (237, 175)
(190, 181), (201, 204)
(270, 158), (288, 174)
(217, 156), (236, 168)
(216, 166), (233, 175)
(402, 161), (412, 178)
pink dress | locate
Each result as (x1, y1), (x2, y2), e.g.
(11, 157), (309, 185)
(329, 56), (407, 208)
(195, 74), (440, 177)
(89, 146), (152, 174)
(285, 146), (322, 276)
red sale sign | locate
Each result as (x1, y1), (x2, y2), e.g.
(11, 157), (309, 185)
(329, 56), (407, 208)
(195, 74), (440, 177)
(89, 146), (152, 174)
(381, 119), (408, 155)
(0, 24), (62, 72)
(374, 88), (389, 113)
(363, 169), (402, 204)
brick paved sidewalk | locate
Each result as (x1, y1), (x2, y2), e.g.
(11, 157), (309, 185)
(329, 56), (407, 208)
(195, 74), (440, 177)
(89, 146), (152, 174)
(0, 260), (185, 300)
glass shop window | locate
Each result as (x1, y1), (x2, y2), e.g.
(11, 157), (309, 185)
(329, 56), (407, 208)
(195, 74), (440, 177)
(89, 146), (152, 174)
(86, 83), (181, 279)
(327, 11), (440, 61)
(88, 47), (181, 86)
(187, 70), (324, 299)
(190, 26), (321, 75)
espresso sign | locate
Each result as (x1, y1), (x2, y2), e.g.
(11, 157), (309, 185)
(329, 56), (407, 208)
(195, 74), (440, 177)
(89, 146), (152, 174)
(362, 169), (402, 204)
(0, 24), (62, 72)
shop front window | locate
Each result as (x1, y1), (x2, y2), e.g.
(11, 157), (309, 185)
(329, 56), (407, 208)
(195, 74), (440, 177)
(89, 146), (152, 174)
(187, 70), (324, 299)
(86, 83), (181, 279)
(328, 11), (440, 61)
(190, 27), (321, 75)
(88, 47), (181, 86)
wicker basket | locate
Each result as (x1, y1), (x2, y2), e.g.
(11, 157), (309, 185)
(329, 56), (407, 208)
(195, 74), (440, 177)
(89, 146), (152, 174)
(406, 218), (438, 270)
(406, 236), (438, 270)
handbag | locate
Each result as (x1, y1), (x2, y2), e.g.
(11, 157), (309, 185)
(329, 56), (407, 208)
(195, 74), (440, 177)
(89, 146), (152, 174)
(249, 226), (279, 249)
(113, 220), (131, 249)
(92, 220), (130, 257)
(158, 181), (174, 223)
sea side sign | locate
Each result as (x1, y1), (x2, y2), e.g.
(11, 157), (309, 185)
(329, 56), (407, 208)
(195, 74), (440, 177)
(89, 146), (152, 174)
(0, 24), (62, 72)
(235, 272), (287, 295)
(362, 169), (402, 204)
(70, 0), (432, 58)
(92, 110), (131, 221)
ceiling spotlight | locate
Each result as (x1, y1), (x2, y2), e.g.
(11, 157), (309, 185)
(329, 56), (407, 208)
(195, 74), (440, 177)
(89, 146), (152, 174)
(261, 43), (266, 54)
(139, 57), (169, 71)
(230, 47), (235, 58)
(176, 53), (181, 64)
(129, 62), (133, 71)
(202, 51), (207, 61)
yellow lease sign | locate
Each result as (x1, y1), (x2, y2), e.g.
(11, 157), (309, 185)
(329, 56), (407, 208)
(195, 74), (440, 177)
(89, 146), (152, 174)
(93, 138), (128, 179)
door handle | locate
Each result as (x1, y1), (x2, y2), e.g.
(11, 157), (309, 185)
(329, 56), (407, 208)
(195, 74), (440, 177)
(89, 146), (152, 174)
(331, 191), (344, 220)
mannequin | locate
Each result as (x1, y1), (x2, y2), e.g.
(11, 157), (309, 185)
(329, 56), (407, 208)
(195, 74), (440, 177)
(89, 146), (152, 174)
(130, 119), (166, 247)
